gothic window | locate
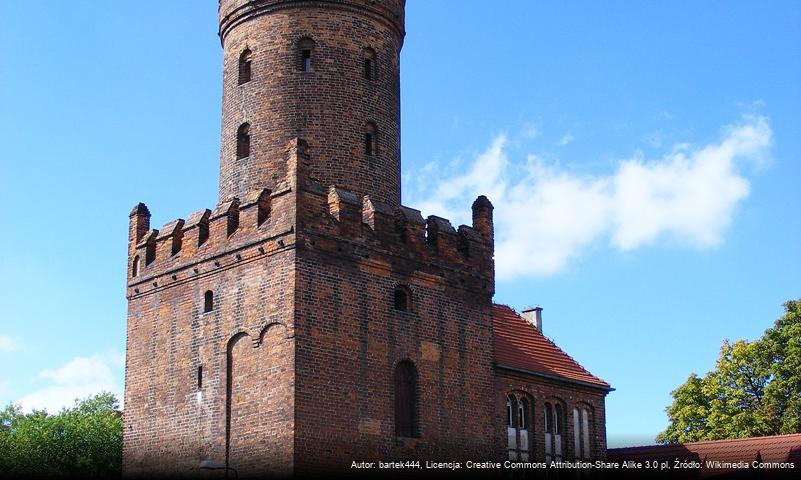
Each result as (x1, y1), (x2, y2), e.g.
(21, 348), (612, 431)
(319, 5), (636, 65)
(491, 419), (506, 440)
(236, 123), (250, 159)
(238, 48), (252, 85)
(573, 406), (592, 460)
(131, 255), (140, 277)
(394, 361), (418, 438)
(519, 397), (529, 430)
(545, 402), (564, 461)
(364, 47), (376, 80)
(298, 37), (315, 72)
(204, 290), (214, 313)
(393, 285), (411, 312)
(365, 122), (376, 156)
(507, 394), (531, 461)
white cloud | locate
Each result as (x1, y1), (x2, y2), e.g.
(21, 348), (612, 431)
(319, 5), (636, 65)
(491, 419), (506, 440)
(0, 335), (19, 352)
(557, 133), (575, 146)
(17, 352), (124, 413)
(409, 115), (772, 280)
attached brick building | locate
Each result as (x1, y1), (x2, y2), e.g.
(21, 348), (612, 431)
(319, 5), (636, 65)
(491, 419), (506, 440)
(123, 1), (612, 477)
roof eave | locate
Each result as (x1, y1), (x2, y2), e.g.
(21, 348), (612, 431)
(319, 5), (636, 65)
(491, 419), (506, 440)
(494, 363), (615, 393)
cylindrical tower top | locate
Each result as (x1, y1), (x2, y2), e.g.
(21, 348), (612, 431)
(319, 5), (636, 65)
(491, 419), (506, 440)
(219, 0), (405, 45)
(216, 0), (405, 206)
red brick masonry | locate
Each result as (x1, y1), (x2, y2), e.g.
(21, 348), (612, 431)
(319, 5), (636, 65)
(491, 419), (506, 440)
(122, 1), (612, 477)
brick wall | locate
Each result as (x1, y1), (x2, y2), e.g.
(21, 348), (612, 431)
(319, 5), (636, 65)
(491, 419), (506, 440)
(290, 178), (500, 474)
(217, 0), (405, 206)
(123, 144), (300, 476)
(496, 371), (609, 463)
(122, 1), (612, 477)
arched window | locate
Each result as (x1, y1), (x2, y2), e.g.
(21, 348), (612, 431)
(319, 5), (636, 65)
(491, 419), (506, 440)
(365, 122), (376, 156)
(298, 37), (315, 72)
(506, 394), (532, 461)
(204, 290), (214, 313)
(393, 285), (410, 312)
(364, 47), (376, 80)
(238, 48), (252, 85)
(132, 255), (140, 277)
(236, 123), (250, 159)
(394, 361), (418, 438)
(519, 397), (529, 430)
(573, 406), (592, 460)
(545, 402), (564, 461)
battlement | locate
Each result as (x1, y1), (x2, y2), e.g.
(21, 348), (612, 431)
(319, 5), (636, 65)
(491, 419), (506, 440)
(127, 138), (494, 297)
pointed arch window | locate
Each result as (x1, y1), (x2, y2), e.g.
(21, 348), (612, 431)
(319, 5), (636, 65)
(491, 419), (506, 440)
(131, 255), (140, 277)
(573, 406), (592, 460)
(545, 402), (564, 461)
(394, 361), (418, 438)
(236, 123), (250, 159)
(507, 394), (531, 461)
(238, 48), (252, 85)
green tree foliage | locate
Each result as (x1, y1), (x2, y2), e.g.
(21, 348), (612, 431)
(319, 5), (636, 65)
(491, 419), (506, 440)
(657, 299), (801, 443)
(0, 392), (122, 478)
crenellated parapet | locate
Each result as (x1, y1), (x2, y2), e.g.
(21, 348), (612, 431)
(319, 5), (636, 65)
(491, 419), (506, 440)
(291, 139), (496, 297)
(128, 137), (494, 299)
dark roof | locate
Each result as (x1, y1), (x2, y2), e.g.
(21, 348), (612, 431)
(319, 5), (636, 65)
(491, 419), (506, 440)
(609, 434), (801, 476)
(491, 304), (611, 390)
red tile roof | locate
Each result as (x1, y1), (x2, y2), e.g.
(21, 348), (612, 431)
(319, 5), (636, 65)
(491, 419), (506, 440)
(609, 434), (801, 476)
(491, 304), (610, 390)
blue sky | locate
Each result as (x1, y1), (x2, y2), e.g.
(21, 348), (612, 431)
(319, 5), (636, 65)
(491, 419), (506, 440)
(0, 1), (799, 447)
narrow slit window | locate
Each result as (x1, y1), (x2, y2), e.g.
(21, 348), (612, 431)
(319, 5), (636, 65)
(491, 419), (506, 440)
(197, 365), (203, 389)
(238, 49), (252, 85)
(364, 47), (376, 80)
(298, 38), (315, 72)
(365, 133), (373, 155)
(394, 361), (418, 438)
(204, 290), (214, 313)
(236, 123), (250, 159)
(365, 122), (377, 156)
(364, 58), (373, 80)
(132, 256), (140, 277)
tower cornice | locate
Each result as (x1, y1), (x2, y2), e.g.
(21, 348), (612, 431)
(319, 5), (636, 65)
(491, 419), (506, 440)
(218, 0), (406, 46)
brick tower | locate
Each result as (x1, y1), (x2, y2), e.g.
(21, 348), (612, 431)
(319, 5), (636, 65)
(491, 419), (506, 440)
(123, 1), (501, 477)
(217, 0), (404, 206)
